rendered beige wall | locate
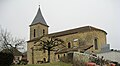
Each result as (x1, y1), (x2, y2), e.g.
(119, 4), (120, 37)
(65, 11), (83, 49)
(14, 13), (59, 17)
(30, 24), (48, 40)
(27, 29), (107, 64)
(57, 30), (107, 52)
(27, 41), (56, 64)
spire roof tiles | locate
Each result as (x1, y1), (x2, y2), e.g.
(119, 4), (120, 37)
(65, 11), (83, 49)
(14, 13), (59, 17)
(31, 6), (48, 27)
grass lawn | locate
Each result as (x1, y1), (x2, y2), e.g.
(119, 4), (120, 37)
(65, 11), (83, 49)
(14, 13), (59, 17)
(13, 62), (72, 66)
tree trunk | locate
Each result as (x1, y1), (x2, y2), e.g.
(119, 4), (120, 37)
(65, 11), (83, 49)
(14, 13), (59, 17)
(47, 49), (50, 63)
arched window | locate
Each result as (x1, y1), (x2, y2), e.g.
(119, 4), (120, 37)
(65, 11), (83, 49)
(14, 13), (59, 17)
(64, 54), (65, 57)
(34, 29), (36, 37)
(94, 38), (98, 50)
(68, 42), (71, 48)
(43, 29), (45, 35)
(58, 55), (60, 59)
(43, 58), (46, 62)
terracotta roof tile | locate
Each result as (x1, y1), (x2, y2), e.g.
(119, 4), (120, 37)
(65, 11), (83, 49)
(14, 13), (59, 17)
(49, 26), (107, 37)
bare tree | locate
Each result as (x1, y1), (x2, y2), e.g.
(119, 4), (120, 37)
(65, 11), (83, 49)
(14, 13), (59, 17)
(35, 36), (64, 63)
(0, 27), (25, 52)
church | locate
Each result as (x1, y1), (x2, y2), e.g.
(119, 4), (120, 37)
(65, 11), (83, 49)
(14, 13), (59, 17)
(27, 6), (107, 64)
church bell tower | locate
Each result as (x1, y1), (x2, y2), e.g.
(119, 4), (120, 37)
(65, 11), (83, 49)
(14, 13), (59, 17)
(27, 6), (49, 64)
(29, 6), (49, 40)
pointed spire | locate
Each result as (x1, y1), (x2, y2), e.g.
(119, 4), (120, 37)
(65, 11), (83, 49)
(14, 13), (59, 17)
(31, 5), (48, 27)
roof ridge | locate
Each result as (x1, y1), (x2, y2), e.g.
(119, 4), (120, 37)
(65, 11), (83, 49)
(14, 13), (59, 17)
(49, 26), (107, 37)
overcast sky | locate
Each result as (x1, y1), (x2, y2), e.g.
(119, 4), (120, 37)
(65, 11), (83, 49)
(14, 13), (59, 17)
(0, 0), (120, 50)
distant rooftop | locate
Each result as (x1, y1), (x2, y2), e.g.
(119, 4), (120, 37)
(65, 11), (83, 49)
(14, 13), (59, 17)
(1, 47), (22, 56)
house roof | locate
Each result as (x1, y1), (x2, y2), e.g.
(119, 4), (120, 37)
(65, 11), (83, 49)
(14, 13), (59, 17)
(1, 47), (22, 56)
(55, 44), (93, 54)
(30, 6), (48, 27)
(97, 51), (120, 63)
(49, 26), (107, 37)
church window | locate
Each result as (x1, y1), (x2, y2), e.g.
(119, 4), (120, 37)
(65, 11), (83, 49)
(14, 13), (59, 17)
(34, 29), (36, 37)
(43, 29), (45, 35)
(58, 55), (60, 59)
(64, 54), (65, 57)
(43, 58), (46, 62)
(94, 38), (98, 50)
(68, 42), (71, 48)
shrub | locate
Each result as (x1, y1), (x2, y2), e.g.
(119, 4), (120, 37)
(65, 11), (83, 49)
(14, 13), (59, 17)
(0, 52), (14, 66)
(19, 59), (28, 65)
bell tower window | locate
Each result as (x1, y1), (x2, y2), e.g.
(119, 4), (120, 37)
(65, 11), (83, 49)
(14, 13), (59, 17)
(34, 29), (36, 37)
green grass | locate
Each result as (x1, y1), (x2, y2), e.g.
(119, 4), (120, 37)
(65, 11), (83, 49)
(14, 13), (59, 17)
(13, 62), (72, 66)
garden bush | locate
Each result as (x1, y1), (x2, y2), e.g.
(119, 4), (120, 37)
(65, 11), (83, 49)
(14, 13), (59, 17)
(0, 52), (14, 66)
